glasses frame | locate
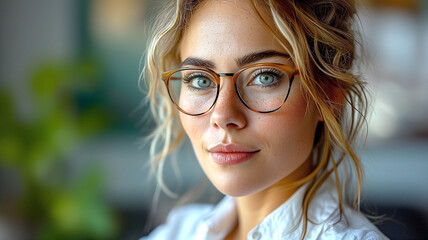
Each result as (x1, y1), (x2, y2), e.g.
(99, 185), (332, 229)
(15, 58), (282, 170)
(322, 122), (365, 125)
(161, 62), (299, 116)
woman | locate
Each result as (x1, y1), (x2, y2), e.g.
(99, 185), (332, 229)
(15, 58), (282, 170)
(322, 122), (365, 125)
(141, 0), (387, 239)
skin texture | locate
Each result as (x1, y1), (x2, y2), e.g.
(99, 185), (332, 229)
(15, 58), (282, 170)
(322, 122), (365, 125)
(178, 0), (322, 239)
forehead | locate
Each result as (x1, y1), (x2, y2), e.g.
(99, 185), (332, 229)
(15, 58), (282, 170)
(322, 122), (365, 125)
(179, 0), (286, 66)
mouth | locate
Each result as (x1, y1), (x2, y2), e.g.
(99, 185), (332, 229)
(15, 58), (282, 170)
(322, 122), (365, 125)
(208, 144), (260, 165)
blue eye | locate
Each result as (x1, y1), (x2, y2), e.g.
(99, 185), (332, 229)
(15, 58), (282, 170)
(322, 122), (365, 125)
(254, 73), (275, 85)
(182, 72), (216, 91)
(248, 68), (285, 88)
(191, 77), (213, 89)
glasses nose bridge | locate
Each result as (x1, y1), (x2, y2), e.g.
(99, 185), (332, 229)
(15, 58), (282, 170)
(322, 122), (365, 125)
(215, 72), (238, 92)
(210, 71), (246, 117)
(218, 73), (235, 77)
(215, 72), (237, 89)
(217, 72), (235, 83)
(213, 72), (241, 105)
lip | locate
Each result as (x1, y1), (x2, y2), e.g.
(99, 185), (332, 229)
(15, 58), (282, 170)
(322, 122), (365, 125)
(208, 144), (260, 165)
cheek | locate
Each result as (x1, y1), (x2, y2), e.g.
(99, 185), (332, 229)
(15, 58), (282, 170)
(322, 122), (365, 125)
(180, 113), (207, 149)
(180, 114), (196, 137)
(180, 113), (212, 178)
(261, 90), (319, 160)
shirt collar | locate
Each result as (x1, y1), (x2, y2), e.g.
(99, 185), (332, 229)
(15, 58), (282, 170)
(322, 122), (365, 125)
(200, 196), (237, 239)
(201, 177), (339, 239)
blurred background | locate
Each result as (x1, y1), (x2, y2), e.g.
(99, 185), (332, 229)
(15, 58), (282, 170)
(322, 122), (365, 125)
(0, 0), (427, 239)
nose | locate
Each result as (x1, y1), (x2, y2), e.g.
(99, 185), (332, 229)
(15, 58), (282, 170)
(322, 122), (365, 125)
(209, 77), (247, 130)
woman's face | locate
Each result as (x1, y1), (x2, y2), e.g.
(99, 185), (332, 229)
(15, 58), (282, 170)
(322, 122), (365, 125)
(179, 0), (321, 197)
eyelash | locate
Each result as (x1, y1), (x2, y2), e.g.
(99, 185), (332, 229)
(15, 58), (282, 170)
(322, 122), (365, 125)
(182, 73), (211, 83)
(182, 72), (215, 91)
(249, 69), (285, 88)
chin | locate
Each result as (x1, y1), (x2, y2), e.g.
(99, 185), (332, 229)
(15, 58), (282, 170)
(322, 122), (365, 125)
(216, 187), (252, 197)
(210, 177), (268, 197)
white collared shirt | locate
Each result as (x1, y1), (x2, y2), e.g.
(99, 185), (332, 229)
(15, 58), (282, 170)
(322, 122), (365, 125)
(141, 178), (388, 240)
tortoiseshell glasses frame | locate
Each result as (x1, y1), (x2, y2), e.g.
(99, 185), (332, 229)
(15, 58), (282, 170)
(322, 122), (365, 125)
(161, 62), (299, 116)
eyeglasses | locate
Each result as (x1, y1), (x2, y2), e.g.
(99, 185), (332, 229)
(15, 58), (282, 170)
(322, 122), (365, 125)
(161, 63), (299, 116)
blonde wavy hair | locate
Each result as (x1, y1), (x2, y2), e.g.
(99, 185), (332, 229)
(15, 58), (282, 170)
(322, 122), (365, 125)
(141, 0), (367, 238)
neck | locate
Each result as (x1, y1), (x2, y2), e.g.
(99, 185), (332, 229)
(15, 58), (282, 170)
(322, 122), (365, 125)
(230, 158), (312, 240)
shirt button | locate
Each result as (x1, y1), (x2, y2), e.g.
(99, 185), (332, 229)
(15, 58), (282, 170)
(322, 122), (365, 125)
(252, 231), (261, 240)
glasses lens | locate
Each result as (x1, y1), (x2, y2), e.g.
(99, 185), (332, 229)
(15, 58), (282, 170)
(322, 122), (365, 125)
(236, 65), (291, 112)
(168, 69), (218, 115)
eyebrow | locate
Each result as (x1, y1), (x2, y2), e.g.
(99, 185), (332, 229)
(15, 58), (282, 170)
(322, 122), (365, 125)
(179, 57), (215, 69)
(236, 50), (291, 66)
(179, 50), (290, 69)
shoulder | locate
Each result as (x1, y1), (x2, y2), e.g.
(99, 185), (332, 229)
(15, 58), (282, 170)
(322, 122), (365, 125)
(314, 205), (389, 240)
(140, 203), (214, 240)
(302, 178), (389, 240)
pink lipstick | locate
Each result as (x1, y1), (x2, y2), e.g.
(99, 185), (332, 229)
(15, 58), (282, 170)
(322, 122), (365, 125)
(208, 144), (259, 165)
